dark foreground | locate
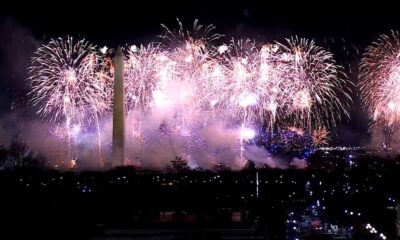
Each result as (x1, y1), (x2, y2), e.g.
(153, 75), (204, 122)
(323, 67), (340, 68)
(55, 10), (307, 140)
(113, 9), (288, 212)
(0, 154), (399, 239)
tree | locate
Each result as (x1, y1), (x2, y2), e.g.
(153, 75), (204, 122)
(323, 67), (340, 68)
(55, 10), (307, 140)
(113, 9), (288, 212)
(167, 156), (189, 173)
(0, 137), (45, 170)
(243, 160), (256, 170)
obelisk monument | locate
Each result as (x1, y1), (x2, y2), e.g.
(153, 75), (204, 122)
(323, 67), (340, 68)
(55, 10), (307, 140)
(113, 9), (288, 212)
(112, 47), (125, 167)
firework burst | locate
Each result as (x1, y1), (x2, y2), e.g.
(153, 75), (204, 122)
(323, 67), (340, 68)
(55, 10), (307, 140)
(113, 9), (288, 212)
(222, 38), (260, 124)
(28, 36), (109, 162)
(159, 19), (223, 112)
(124, 43), (168, 112)
(360, 31), (400, 129)
(311, 127), (330, 147)
(28, 36), (108, 127)
(277, 37), (352, 130)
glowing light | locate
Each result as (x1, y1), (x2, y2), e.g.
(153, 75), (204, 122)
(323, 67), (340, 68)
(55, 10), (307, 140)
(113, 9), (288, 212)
(240, 126), (256, 140)
(239, 93), (258, 107)
(218, 44), (228, 54)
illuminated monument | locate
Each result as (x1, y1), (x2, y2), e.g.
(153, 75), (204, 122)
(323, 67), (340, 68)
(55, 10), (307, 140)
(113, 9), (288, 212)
(112, 47), (125, 166)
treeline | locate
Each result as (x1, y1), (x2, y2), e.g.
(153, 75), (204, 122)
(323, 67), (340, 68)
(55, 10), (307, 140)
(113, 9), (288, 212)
(0, 138), (45, 170)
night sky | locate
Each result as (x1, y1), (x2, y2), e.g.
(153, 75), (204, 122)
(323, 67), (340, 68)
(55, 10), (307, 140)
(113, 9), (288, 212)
(0, 0), (399, 145)
(2, 1), (400, 45)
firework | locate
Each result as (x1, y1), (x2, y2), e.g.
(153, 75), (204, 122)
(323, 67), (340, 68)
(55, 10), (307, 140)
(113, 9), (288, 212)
(96, 46), (115, 113)
(222, 38), (260, 123)
(277, 37), (352, 130)
(124, 43), (167, 112)
(160, 18), (223, 112)
(257, 128), (315, 159)
(311, 128), (330, 147)
(160, 18), (222, 57)
(26, 22), (353, 168)
(28, 36), (109, 127)
(360, 31), (400, 129)
(28, 36), (108, 161)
